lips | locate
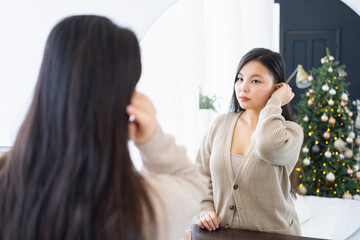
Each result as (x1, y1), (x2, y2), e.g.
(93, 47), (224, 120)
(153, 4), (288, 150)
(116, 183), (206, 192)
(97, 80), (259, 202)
(239, 96), (250, 101)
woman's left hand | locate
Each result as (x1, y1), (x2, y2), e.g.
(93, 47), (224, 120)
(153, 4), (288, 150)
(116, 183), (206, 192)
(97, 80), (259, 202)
(271, 83), (295, 106)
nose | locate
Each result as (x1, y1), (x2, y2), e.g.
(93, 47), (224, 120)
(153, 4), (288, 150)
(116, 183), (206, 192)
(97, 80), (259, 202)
(240, 80), (250, 92)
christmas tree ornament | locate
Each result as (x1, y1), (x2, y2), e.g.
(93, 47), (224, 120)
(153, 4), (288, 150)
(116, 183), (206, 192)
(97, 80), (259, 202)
(339, 153), (345, 159)
(328, 99), (334, 106)
(329, 89), (336, 95)
(329, 117), (336, 125)
(308, 99), (313, 106)
(348, 111), (353, 117)
(309, 89), (314, 93)
(341, 93), (349, 101)
(324, 150), (332, 158)
(347, 168), (354, 175)
(356, 171), (360, 180)
(323, 131), (331, 139)
(303, 115), (309, 122)
(312, 145), (320, 153)
(339, 70), (347, 77)
(329, 55), (334, 61)
(353, 100), (360, 129)
(344, 149), (354, 158)
(302, 146), (309, 153)
(349, 132), (355, 139)
(346, 137), (353, 144)
(355, 137), (360, 146)
(342, 192), (353, 199)
(353, 195), (360, 201)
(326, 172), (335, 182)
(354, 164), (360, 171)
(306, 92), (310, 97)
(308, 75), (313, 81)
(322, 84), (330, 92)
(328, 67), (333, 73)
(303, 158), (311, 166)
(321, 57), (326, 64)
(299, 185), (307, 195)
(321, 114), (328, 122)
(341, 101), (346, 107)
(334, 139), (346, 151)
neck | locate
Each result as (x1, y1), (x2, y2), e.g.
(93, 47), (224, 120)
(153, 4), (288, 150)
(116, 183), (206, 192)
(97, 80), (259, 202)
(242, 108), (261, 127)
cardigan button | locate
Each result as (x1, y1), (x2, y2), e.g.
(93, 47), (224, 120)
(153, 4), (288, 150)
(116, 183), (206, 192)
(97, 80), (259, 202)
(225, 224), (230, 229)
(229, 205), (235, 210)
(233, 184), (238, 190)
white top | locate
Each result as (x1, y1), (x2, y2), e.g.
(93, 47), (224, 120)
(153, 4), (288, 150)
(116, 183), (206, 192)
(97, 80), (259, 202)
(231, 153), (245, 177)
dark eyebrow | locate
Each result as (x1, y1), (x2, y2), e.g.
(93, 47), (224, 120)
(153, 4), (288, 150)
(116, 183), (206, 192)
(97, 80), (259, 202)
(237, 72), (263, 79)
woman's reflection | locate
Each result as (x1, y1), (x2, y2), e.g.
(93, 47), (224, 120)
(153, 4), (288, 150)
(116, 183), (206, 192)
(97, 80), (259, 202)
(196, 48), (304, 236)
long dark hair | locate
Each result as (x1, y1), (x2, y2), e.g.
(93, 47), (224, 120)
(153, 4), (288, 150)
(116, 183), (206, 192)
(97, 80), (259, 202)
(229, 48), (300, 197)
(0, 15), (155, 239)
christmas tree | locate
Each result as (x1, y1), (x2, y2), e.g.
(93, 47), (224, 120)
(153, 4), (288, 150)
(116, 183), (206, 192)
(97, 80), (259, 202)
(295, 48), (360, 199)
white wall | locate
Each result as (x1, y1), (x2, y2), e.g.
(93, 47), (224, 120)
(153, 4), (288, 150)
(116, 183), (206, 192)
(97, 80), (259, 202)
(0, 0), (359, 157)
(0, 0), (177, 147)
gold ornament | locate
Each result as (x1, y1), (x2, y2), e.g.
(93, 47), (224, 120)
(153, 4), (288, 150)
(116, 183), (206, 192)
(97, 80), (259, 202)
(299, 186), (307, 195)
(323, 131), (331, 139)
(344, 149), (353, 158)
(334, 139), (346, 151)
(355, 138), (360, 146)
(329, 117), (336, 125)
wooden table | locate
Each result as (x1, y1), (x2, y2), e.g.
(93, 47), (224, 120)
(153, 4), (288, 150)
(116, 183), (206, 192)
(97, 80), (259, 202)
(189, 224), (325, 240)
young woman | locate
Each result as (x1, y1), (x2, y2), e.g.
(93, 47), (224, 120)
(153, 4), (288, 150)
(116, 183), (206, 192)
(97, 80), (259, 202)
(0, 15), (207, 240)
(197, 48), (303, 235)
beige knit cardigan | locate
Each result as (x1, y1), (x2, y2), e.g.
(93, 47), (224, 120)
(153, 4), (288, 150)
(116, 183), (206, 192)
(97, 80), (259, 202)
(138, 127), (207, 240)
(196, 98), (303, 235)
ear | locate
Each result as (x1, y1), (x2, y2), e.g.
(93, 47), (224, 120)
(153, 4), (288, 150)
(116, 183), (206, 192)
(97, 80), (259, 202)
(274, 83), (282, 90)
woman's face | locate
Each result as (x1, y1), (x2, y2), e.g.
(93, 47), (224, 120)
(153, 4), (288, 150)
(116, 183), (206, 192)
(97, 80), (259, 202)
(234, 60), (276, 111)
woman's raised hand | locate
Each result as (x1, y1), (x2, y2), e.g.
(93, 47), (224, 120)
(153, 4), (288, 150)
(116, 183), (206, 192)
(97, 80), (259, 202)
(271, 83), (295, 106)
(126, 91), (158, 144)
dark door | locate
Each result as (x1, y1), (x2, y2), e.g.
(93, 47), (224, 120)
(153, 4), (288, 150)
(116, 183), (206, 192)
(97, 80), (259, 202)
(275, 0), (360, 111)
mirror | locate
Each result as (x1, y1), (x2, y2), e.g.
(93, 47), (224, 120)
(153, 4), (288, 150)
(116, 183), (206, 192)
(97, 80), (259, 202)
(0, 0), (360, 238)
(139, 1), (360, 239)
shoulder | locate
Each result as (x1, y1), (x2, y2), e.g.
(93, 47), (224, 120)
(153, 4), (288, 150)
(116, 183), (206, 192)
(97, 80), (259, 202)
(211, 112), (240, 128)
(285, 120), (304, 137)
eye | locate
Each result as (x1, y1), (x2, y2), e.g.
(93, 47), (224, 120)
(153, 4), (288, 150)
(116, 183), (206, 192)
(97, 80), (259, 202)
(252, 79), (260, 83)
(236, 77), (243, 82)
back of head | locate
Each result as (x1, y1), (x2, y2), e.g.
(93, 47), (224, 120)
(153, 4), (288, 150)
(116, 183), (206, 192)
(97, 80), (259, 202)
(0, 15), (154, 240)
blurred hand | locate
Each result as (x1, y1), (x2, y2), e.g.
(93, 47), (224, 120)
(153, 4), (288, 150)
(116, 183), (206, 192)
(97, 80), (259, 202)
(126, 91), (158, 144)
(197, 211), (221, 231)
(271, 83), (295, 106)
